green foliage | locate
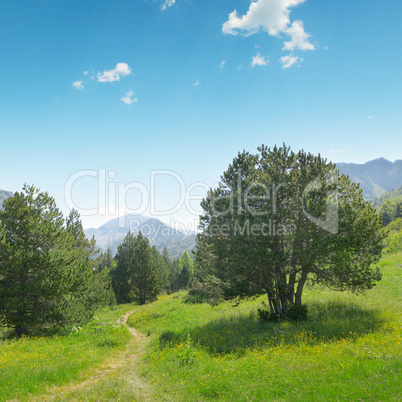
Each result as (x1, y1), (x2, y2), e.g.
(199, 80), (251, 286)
(152, 245), (169, 292)
(385, 231), (402, 254)
(378, 198), (402, 226)
(195, 145), (385, 315)
(112, 232), (136, 303)
(177, 251), (194, 289)
(125, 254), (402, 400)
(0, 305), (132, 401)
(383, 218), (402, 254)
(184, 279), (223, 306)
(112, 231), (160, 305)
(130, 232), (160, 305)
(97, 247), (114, 272)
(371, 185), (402, 207)
(287, 302), (308, 321)
(168, 257), (182, 292)
(386, 217), (402, 233)
(0, 185), (106, 336)
(258, 303), (308, 322)
(159, 330), (182, 348)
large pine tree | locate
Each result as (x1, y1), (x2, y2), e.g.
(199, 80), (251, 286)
(195, 145), (385, 315)
(0, 185), (104, 336)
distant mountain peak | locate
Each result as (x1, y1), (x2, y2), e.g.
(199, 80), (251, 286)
(337, 158), (402, 200)
(84, 214), (195, 259)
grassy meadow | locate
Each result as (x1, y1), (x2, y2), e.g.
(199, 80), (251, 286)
(0, 304), (134, 401)
(0, 253), (401, 401)
(126, 253), (402, 401)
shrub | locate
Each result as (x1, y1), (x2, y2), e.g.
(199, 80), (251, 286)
(287, 303), (308, 321)
(258, 303), (308, 323)
(184, 281), (223, 306)
(159, 330), (182, 348)
(257, 309), (286, 323)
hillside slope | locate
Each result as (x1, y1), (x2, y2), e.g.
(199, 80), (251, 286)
(337, 158), (402, 199)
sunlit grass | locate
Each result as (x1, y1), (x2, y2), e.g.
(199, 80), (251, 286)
(127, 253), (402, 401)
(0, 254), (401, 401)
(0, 304), (134, 401)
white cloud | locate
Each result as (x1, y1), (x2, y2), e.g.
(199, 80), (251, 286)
(280, 54), (303, 68)
(220, 60), (226, 68)
(73, 81), (84, 90)
(252, 53), (269, 67)
(329, 148), (348, 155)
(162, 0), (175, 10)
(283, 20), (315, 51)
(324, 46), (330, 50)
(367, 115), (374, 120)
(121, 90), (138, 105)
(193, 79), (200, 86)
(97, 63), (132, 83)
(222, 0), (315, 51)
(83, 71), (88, 76)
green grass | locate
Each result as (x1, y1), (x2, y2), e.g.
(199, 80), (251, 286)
(0, 254), (401, 401)
(127, 253), (402, 401)
(0, 304), (134, 401)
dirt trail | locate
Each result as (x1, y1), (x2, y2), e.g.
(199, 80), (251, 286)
(30, 311), (151, 401)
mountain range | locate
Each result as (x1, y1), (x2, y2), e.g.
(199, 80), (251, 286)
(1, 156), (401, 255)
(337, 158), (402, 200)
(84, 215), (196, 259)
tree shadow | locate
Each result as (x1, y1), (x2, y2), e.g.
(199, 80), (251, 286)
(160, 301), (387, 355)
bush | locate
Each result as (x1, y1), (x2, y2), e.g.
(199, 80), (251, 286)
(257, 309), (286, 323)
(287, 303), (308, 321)
(159, 330), (182, 348)
(184, 281), (223, 306)
(258, 303), (308, 323)
(386, 231), (402, 254)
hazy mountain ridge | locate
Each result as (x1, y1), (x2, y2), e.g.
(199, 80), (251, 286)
(337, 158), (402, 199)
(84, 214), (196, 259)
(370, 185), (402, 208)
(0, 189), (14, 210)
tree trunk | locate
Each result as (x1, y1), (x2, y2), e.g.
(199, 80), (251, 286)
(275, 294), (282, 314)
(295, 268), (309, 305)
(268, 295), (274, 314)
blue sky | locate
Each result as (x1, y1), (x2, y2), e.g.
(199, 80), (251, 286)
(1, 0), (401, 229)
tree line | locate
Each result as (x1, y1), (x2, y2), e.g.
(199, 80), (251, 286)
(0, 185), (194, 336)
(0, 144), (388, 333)
(99, 233), (194, 305)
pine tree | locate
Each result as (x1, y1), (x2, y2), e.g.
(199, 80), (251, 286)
(98, 247), (114, 272)
(179, 251), (194, 289)
(130, 232), (159, 305)
(169, 258), (182, 292)
(196, 145), (385, 314)
(0, 186), (102, 336)
(152, 246), (169, 292)
(112, 232), (137, 303)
